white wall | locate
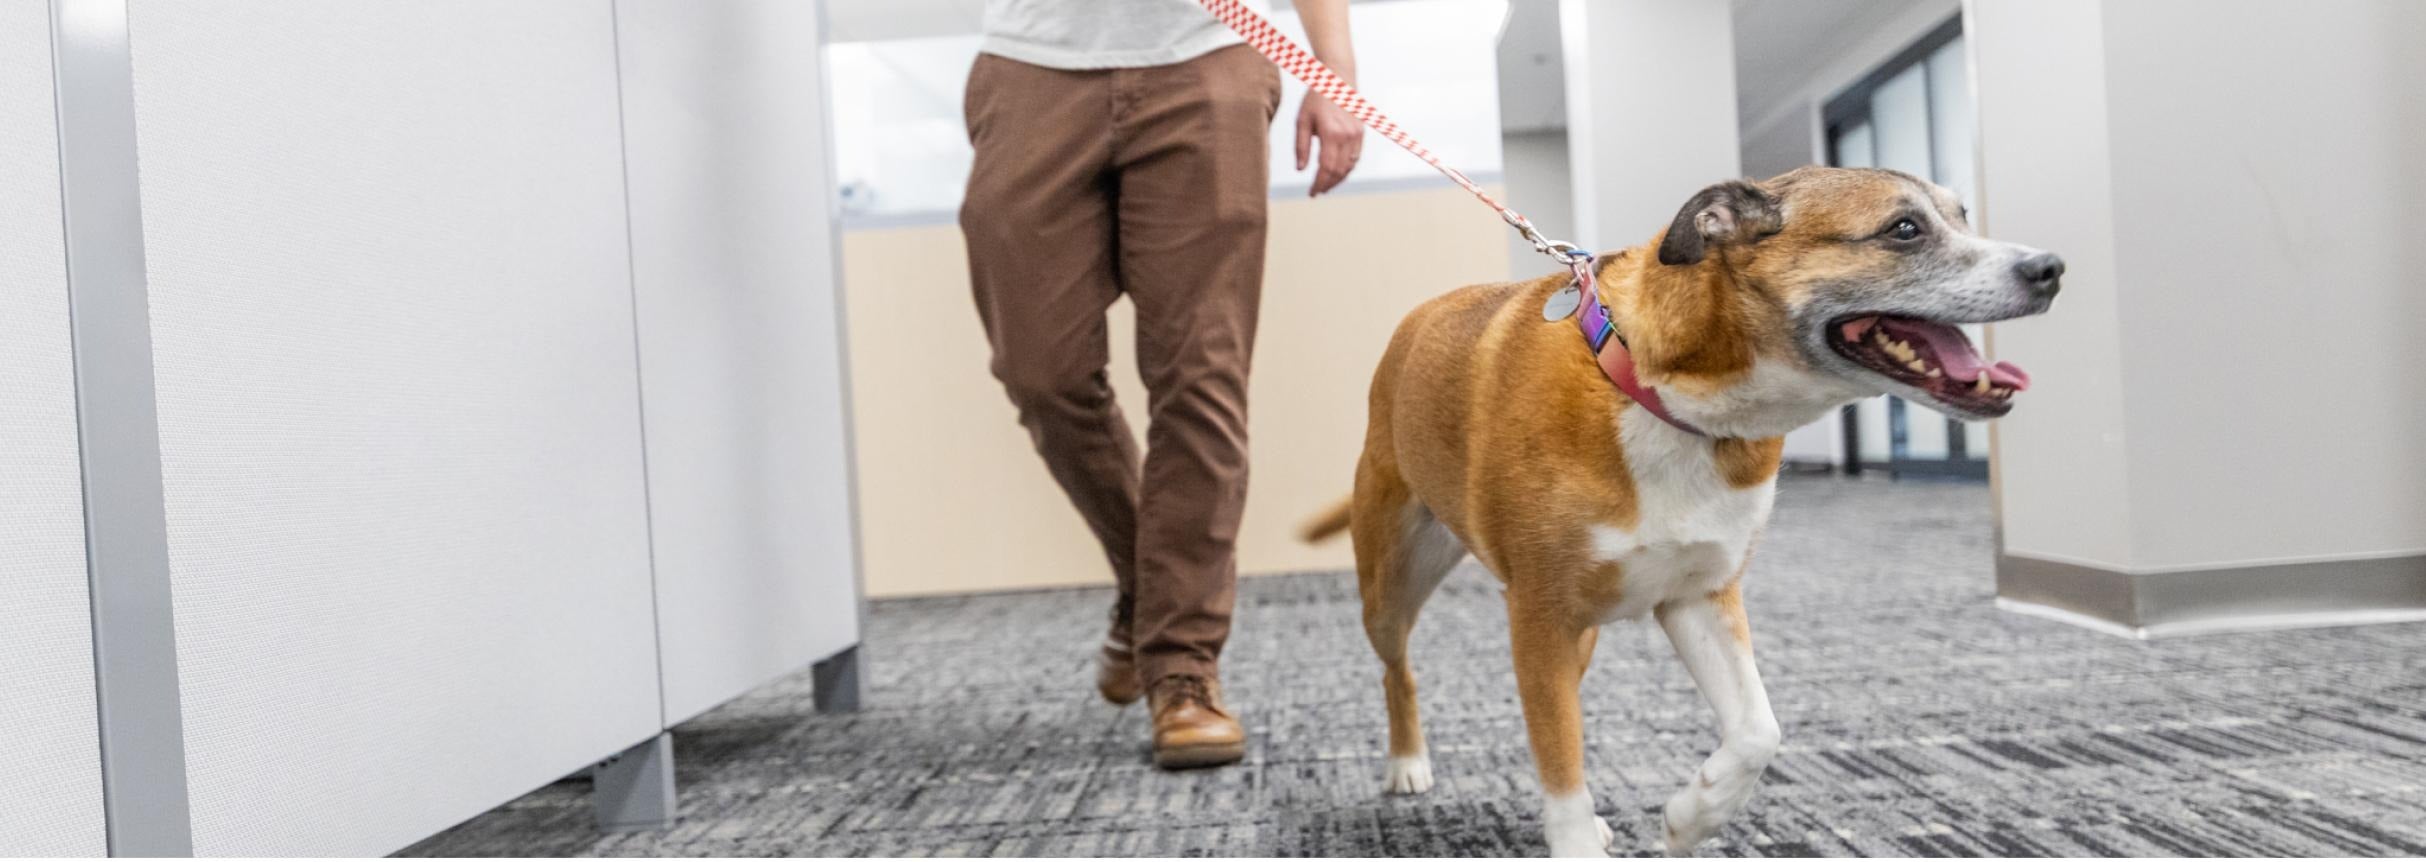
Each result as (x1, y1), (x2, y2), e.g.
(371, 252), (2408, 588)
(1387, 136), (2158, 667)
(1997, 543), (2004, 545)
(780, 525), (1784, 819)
(1980, 0), (2426, 573)
(130, 2), (662, 854)
(1739, 116), (1818, 182)
(0, 1), (108, 854)
(615, 0), (863, 725)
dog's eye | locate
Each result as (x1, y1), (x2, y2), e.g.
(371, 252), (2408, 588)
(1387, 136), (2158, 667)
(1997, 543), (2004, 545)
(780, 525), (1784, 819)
(1883, 218), (1924, 242)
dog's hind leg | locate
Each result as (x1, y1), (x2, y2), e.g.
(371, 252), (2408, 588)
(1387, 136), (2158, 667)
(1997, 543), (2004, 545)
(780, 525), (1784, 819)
(1652, 582), (1780, 855)
(1353, 474), (1462, 796)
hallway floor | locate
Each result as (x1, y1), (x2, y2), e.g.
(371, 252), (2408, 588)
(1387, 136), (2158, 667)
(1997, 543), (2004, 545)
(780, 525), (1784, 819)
(405, 477), (2426, 857)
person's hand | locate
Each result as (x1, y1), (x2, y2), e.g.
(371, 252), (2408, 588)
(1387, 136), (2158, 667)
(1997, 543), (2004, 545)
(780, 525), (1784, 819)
(1294, 92), (1363, 197)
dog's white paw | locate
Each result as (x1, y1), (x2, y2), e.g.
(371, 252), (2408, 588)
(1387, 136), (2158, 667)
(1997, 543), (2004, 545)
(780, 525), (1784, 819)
(1546, 826), (1613, 858)
(1661, 795), (1707, 856)
(1541, 792), (1611, 857)
(1383, 752), (1434, 795)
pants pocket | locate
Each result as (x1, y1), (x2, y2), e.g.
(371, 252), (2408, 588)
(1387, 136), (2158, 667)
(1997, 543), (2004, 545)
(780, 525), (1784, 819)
(963, 55), (994, 143)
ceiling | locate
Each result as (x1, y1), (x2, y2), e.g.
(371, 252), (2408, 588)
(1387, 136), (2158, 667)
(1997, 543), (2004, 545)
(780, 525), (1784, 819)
(826, 0), (1384, 43)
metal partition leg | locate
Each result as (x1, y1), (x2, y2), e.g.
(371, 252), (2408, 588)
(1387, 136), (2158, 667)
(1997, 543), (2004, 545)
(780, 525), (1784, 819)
(593, 733), (675, 833)
(813, 644), (861, 713)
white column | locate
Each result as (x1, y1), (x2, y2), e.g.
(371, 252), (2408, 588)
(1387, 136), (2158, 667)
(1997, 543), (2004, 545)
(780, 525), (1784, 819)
(1978, 0), (2426, 636)
(1558, 0), (1740, 251)
(1972, 0), (2133, 568)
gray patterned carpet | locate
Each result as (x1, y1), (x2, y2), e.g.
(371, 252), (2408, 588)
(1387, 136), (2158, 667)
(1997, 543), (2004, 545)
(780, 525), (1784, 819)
(404, 476), (2426, 857)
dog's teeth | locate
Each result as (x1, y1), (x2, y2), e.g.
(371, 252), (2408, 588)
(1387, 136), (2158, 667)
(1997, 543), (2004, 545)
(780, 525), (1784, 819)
(1974, 376), (1992, 394)
(1906, 359), (1928, 372)
(1992, 386), (2012, 399)
(1927, 369), (1942, 378)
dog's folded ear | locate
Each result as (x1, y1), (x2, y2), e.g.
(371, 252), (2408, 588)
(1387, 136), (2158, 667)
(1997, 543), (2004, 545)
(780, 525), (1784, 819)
(1657, 180), (1781, 266)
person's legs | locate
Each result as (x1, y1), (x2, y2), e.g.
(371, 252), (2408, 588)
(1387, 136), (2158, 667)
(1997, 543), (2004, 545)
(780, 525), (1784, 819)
(960, 54), (1146, 700)
(1109, 45), (1281, 688)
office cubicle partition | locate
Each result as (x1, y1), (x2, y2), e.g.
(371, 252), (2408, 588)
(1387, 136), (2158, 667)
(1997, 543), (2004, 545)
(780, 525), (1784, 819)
(0, 1), (108, 854)
(614, 0), (865, 727)
(3, 0), (861, 855)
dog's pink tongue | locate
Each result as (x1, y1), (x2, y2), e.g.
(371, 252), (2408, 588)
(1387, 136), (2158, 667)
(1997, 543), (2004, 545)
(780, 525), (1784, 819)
(1882, 319), (2031, 391)
(1988, 360), (2031, 390)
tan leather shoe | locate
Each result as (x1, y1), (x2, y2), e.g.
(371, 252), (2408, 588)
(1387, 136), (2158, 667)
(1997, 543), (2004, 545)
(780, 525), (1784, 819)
(1096, 641), (1141, 705)
(1148, 674), (1245, 769)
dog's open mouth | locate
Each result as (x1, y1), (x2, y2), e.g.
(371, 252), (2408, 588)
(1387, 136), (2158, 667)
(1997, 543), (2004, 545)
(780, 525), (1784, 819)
(1828, 315), (2030, 417)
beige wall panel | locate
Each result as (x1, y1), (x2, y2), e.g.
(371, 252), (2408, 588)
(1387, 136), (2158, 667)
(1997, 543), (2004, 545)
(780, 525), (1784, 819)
(845, 187), (1511, 596)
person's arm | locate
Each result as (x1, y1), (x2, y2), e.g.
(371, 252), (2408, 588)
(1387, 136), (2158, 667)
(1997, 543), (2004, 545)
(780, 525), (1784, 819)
(1292, 0), (1362, 197)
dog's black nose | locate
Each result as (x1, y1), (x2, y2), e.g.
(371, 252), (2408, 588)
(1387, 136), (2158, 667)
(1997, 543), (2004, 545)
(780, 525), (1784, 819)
(2015, 252), (2065, 298)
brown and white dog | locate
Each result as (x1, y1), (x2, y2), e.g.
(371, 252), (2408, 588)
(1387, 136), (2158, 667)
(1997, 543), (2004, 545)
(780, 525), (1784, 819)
(1301, 167), (2061, 856)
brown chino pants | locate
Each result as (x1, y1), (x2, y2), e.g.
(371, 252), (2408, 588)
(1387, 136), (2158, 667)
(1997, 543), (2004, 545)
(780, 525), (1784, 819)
(960, 45), (1280, 685)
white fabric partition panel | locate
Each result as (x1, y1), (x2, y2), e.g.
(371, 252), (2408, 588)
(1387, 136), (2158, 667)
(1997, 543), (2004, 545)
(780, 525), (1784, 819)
(613, 0), (863, 724)
(5, 1), (860, 853)
(127, 2), (663, 855)
(0, 1), (108, 854)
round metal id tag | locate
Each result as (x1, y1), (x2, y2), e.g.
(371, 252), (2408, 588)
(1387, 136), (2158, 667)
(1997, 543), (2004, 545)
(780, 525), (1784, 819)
(1542, 283), (1582, 321)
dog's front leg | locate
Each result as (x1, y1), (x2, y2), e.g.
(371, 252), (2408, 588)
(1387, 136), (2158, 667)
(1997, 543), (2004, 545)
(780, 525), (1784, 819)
(1653, 583), (1781, 855)
(1508, 591), (1612, 857)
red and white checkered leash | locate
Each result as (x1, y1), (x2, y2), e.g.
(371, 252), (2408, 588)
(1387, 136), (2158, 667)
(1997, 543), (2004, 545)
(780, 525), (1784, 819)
(1196, 0), (1596, 282)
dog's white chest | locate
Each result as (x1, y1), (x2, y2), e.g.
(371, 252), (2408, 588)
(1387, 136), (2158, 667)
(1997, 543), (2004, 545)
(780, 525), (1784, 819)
(1589, 407), (1776, 621)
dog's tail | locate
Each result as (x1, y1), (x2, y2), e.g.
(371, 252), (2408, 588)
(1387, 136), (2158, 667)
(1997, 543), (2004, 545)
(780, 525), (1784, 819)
(1299, 496), (1353, 544)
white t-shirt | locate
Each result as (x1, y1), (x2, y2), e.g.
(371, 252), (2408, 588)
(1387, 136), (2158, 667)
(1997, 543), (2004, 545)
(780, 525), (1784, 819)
(979, 0), (1271, 70)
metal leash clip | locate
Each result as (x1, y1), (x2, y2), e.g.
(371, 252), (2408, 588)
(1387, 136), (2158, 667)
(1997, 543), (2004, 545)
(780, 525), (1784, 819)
(1507, 210), (1599, 321)
(1504, 209), (1592, 266)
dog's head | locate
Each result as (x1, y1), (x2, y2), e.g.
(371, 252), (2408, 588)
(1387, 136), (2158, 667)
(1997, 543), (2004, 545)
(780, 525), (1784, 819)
(1626, 166), (2060, 431)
